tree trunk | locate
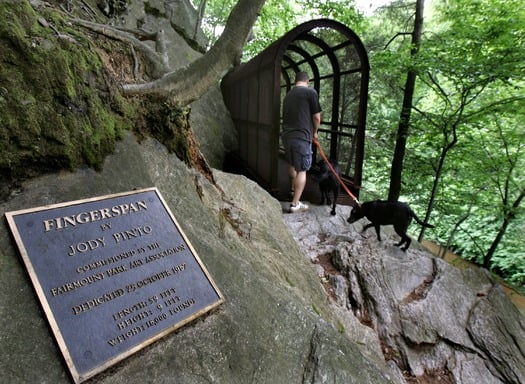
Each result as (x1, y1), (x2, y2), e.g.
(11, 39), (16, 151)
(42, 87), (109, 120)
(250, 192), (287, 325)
(441, 210), (471, 258)
(418, 123), (457, 242)
(388, 0), (425, 201)
(483, 188), (525, 268)
(418, 144), (445, 242)
(122, 0), (266, 105)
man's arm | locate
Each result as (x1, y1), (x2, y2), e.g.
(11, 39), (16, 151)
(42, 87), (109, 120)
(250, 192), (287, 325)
(312, 112), (321, 140)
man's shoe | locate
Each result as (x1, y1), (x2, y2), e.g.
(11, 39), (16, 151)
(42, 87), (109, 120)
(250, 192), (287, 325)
(290, 201), (309, 213)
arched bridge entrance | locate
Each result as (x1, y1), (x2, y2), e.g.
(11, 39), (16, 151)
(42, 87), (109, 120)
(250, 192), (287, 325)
(221, 19), (369, 205)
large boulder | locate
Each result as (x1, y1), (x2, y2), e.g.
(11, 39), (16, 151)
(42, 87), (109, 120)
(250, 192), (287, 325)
(0, 132), (399, 383)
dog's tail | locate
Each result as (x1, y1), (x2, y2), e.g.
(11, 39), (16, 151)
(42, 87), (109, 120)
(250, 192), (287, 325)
(410, 210), (435, 228)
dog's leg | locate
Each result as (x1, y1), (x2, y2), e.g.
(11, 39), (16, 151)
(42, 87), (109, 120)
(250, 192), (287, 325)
(373, 224), (382, 241)
(394, 225), (411, 251)
(394, 238), (406, 248)
(358, 223), (374, 238)
(330, 186), (338, 216)
(400, 236), (411, 251)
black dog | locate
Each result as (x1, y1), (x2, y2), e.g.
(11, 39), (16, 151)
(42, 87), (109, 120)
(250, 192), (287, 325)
(347, 200), (434, 251)
(317, 159), (340, 215)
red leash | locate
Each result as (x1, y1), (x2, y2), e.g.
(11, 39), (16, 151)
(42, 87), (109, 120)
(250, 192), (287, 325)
(313, 138), (361, 207)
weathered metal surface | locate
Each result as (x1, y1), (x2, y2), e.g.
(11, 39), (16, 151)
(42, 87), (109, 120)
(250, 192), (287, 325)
(222, 19), (369, 204)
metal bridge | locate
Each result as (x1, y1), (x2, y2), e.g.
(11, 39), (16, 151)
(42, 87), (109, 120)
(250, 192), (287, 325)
(221, 19), (369, 205)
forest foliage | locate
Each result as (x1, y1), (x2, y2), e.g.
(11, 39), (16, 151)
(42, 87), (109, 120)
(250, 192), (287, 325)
(194, 0), (524, 287)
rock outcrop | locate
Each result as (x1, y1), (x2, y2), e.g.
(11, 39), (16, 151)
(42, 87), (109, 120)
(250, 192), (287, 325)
(283, 207), (525, 383)
(0, 132), (400, 383)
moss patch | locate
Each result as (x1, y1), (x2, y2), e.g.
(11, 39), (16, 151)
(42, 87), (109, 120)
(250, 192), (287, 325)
(0, 0), (131, 196)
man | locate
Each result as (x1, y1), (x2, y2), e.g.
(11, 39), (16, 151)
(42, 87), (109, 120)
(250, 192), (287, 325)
(282, 71), (322, 213)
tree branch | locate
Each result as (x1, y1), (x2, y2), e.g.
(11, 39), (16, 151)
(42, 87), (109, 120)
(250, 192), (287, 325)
(384, 32), (412, 49)
(121, 0), (266, 105)
(71, 18), (169, 77)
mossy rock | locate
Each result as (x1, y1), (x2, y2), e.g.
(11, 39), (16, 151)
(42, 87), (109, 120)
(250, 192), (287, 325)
(0, 0), (211, 199)
(0, 0), (131, 196)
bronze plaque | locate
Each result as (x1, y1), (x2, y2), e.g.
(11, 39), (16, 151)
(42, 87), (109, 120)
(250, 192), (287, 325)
(5, 187), (224, 383)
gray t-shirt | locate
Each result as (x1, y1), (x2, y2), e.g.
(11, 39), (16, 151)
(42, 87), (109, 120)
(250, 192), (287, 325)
(282, 86), (322, 142)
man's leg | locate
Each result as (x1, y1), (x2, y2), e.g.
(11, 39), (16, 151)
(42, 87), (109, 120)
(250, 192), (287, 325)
(288, 165), (297, 198)
(287, 140), (310, 211)
(291, 170), (306, 206)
